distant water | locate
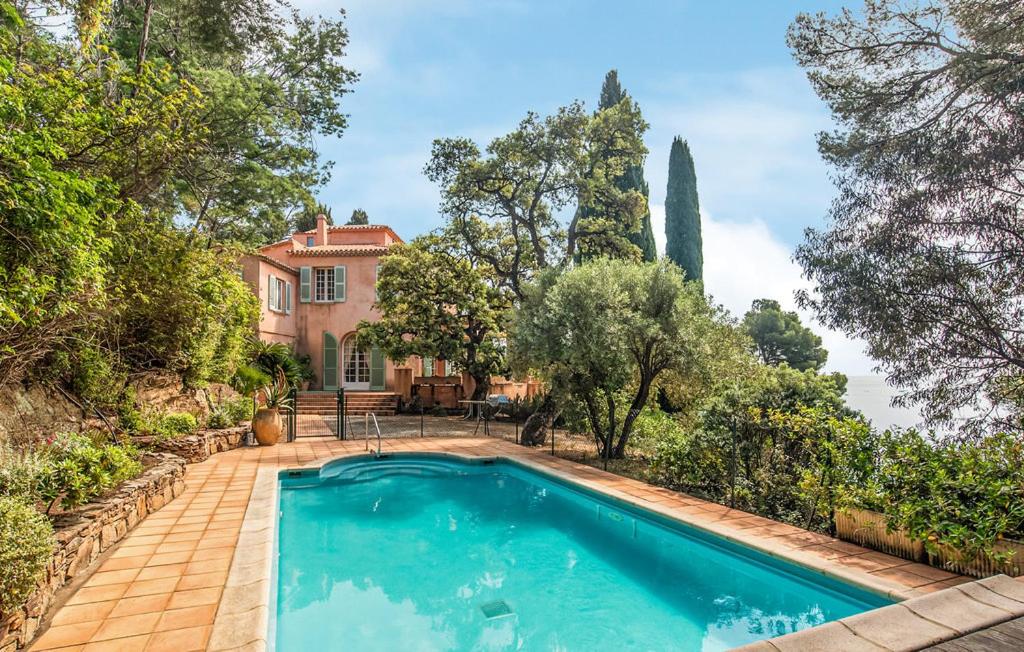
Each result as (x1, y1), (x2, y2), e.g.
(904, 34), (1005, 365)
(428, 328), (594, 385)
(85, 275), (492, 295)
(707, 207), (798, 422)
(844, 375), (923, 431)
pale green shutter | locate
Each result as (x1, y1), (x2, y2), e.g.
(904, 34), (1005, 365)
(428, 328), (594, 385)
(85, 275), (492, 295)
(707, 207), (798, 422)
(422, 356), (434, 377)
(268, 274), (277, 310)
(299, 267), (311, 303)
(334, 265), (346, 302)
(370, 346), (385, 390)
(323, 333), (338, 389)
(284, 282), (292, 314)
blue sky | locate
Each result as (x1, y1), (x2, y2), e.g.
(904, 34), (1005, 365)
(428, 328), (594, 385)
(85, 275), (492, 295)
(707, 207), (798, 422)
(293, 0), (881, 377)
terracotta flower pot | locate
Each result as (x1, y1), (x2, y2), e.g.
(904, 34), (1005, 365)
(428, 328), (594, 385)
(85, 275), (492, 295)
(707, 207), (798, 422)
(252, 407), (282, 446)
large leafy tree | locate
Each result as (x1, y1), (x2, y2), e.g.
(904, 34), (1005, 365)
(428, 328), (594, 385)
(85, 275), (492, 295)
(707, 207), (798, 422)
(665, 136), (703, 282)
(106, 0), (358, 244)
(357, 236), (511, 401)
(425, 100), (649, 300)
(788, 1), (1024, 432)
(586, 70), (656, 262)
(742, 299), (828, 372)
(0, 2), (259, 401)
(510, 259), (732, 458)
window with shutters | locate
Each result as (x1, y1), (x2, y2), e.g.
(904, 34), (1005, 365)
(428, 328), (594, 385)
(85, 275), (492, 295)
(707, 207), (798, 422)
(268, 276), (290, 312)
(314, 267), (335, 302)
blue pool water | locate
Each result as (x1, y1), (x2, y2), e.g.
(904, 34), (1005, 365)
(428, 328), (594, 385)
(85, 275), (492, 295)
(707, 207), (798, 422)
(274, 455), (888, 651)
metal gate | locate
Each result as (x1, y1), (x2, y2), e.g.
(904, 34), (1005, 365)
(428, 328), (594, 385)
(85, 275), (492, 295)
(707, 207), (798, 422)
(286, 389), (347, 441)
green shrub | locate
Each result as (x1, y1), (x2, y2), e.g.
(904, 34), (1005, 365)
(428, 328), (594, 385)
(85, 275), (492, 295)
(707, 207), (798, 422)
(157, 412), (198, 438)
(37, 433), (142, 512)
(225, 396), (253, 423)
(842, 430), (1024, 559)
(0, 442), (49, 503)
(0, 495), (55, 612)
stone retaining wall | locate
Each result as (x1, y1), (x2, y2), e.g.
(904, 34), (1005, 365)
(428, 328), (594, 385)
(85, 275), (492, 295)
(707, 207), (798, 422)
(0, 453), (186, 652)
(132, 424), (249, 463)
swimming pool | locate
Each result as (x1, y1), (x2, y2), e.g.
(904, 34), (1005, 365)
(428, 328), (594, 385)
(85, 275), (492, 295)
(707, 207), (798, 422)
(273, 454), (890, 651)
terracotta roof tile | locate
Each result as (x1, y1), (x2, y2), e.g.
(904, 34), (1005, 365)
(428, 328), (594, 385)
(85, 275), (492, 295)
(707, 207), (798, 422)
(286, 244), (391, 257)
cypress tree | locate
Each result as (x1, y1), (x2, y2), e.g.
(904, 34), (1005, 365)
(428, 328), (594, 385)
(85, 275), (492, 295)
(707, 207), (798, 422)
(665, 136), (703, 281)
(594, 70), (657, 262)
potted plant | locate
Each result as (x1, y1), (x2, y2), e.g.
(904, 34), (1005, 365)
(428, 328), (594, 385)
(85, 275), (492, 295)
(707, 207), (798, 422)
(252, 372), (293, 446)
(231, 365), (271, 446)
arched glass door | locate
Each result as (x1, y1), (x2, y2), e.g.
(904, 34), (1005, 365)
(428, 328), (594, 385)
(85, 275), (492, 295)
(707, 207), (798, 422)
(342, 335), (370, 390)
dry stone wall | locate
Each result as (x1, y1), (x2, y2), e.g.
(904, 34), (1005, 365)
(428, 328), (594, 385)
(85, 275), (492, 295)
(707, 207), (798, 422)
(0, 453), (186, 652)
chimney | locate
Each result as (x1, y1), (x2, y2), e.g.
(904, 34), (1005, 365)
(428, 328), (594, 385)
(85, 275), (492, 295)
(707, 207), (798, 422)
(316, 213), (328, 246)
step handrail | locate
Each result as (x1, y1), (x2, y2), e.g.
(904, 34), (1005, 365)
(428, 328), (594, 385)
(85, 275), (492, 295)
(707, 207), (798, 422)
(364, 412), (383, 456)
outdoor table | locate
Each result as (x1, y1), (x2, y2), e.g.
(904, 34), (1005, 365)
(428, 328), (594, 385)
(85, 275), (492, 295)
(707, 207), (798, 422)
(458, 399), (492, 436)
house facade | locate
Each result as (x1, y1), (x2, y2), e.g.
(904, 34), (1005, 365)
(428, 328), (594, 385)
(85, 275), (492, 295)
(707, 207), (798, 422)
(242, 213), (539, 407)
(241, 214), (413, 393)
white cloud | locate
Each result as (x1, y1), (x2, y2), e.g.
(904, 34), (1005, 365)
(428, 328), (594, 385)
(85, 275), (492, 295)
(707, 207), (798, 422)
(650, 204), (875, 376)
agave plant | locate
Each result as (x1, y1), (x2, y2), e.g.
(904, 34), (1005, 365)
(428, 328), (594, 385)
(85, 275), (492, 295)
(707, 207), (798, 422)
(261, 370), (294, 412)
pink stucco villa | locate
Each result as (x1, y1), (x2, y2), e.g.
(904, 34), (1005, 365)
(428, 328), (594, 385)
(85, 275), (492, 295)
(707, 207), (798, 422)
(241, 213), (537, 412)
(241, 215), (418, 395)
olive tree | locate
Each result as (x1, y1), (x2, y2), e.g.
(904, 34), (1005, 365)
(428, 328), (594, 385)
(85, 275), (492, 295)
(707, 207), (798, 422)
(510, 259), (734, 457)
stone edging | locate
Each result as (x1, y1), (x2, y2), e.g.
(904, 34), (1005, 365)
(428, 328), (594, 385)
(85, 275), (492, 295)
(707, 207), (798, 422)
(208, 467), (277, 651)
(735, 575), (1024, 651)
(0, 453), (186, 652)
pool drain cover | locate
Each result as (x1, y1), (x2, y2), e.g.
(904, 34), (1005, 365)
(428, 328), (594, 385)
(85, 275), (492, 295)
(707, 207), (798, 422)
(480, 600), (513, 619)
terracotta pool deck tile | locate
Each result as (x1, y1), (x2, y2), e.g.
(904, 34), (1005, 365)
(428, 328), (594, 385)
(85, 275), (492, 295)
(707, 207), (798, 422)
(83, 569), (141, 588)
(108, 544), (158, 559)
(176, 572), (229, 592)
(153, 605), (219, 633)
(122, 577), (179, 598)
(147, 551), (194, 567)
(154, 540), (198, 554)
(870, 565), (939, 588)
(146, 625), (212, 652)
(82, 634), (152, 651)
(107, 593), (172, 619)
(194, 535), (238, 550)
(50, 602), (118, 627)
(184, 558), (232, 576)
(162, 531), (204, 543)
(134, 563), (187, 582)
(65, 584), (130, 606)
(166, 587), (223, 611)
(30, 622), (103, 650)
(189, 546), (234, 562)
(98, 555), (152, 572)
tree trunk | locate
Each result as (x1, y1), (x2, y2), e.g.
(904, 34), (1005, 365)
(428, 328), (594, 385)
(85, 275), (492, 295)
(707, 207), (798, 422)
(613, 374), (653, 458)
(469, 373), (489, 401)
(520, 391), (558, 447)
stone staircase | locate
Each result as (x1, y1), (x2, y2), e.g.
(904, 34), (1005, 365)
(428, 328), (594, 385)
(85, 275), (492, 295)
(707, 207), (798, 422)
(295, 391), (398, 417)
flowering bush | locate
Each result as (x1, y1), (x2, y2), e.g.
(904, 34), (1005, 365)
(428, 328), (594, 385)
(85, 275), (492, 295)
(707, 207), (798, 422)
(7, 433), (144, 513)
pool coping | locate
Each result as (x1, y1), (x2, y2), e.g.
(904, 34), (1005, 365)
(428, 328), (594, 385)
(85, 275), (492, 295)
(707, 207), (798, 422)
(212, 448), (982, 651)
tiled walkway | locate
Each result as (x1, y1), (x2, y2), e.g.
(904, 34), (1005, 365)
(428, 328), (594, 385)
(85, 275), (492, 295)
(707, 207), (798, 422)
(30, 437), (972, 651)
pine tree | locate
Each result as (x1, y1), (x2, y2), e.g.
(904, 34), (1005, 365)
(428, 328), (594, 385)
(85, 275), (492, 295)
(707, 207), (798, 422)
(592, 70), (657, 262)
(665, 136), (703, 281)
(348, 208), (369, 225)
